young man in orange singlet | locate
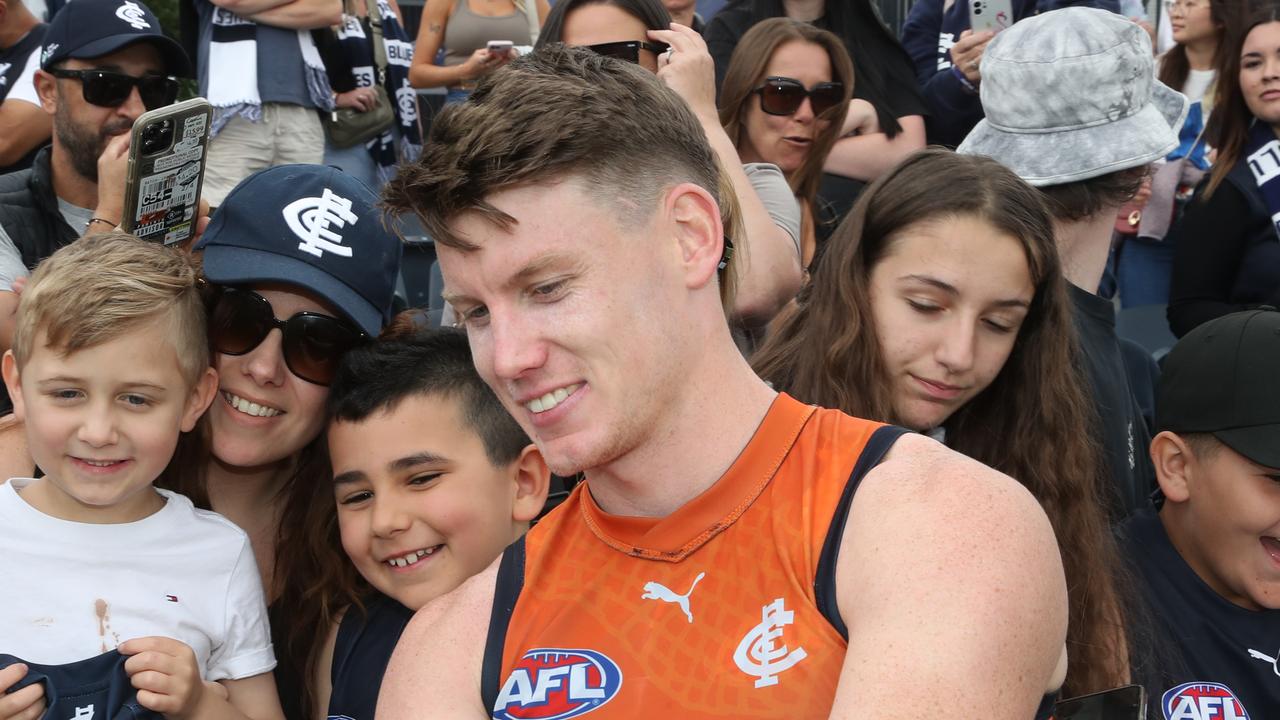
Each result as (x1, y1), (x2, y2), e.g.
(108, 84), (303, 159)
(377, 44), (1068, 720)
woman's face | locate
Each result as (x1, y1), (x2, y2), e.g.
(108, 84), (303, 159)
(208, 285), (340, 471)
(1170, 0), (1217, 47)
(737, 40), (833, 176)
(561, 3), (659, 72)
(1241, 22), (1280, 125)
(868, 215), (1035, 432)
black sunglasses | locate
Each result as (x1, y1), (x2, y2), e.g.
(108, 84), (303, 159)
(585, 40), (666, 64)
(752, 76), (844, 117)
(47, 68), (179, 111)
(210, 288), (368, 386)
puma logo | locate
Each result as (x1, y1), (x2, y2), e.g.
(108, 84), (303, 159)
(641, 572), (706, 623)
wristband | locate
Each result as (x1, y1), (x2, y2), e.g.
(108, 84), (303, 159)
(950, 64), (978, 95)
(86, 217), (119, 230)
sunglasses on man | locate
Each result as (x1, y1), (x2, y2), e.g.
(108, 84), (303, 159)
(585, 40), (666, 65)
(47, 67), (180, 111)
(752, 76), (845, 117)
(209, 287), (368, 386)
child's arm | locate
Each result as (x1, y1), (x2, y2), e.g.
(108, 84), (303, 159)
(121, 637), (286, 720)
(310, 609), (344, 720)
(0, 663), (44, 720)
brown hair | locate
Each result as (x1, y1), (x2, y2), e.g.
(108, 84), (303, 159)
(1205, 4), (1280, 198)
(718, 18), (853, 208)
(1038, 166), (1150, 222)
(752, 149), (1130, 696)
(13, 232), (207, 386)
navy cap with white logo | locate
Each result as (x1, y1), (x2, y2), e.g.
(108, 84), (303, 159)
(41, 0), (191, 76)
(195, 165), (403, 337)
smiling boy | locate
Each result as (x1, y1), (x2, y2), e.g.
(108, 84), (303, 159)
(317, 326), (549, 719)
(0, 233), (284, 720)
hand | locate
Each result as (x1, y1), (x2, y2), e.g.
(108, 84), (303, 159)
(841, 98), (880, 136)
(0, 664), (45, 720)
(121, 637), (208, 720)
(10, 276), (26, 297)
(460, 47), (507, 82)
(177, 198), (213, 253)
(335, 86), (379, 112)
(95, 131), (132, 226)
(650, 23), (717, 123)
(950, 29), (994, 84)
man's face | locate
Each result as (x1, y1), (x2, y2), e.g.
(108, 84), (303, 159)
(439, 180), (687, 478)
(43, 43), (164, 182)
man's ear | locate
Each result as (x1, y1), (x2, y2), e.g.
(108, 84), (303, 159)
(2, 350), (25, 421)
(509, 443), (550, 524)
(1151, 431), (1194, 503)
(33, 68), (58, 116)
(180, 367), (218, 433)
(666, 182), (724, 292)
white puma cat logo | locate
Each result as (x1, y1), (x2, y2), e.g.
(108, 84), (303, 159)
(641, 572), (706, 623)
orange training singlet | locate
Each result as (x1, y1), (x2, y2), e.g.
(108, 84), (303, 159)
(481, 393), (905, 719)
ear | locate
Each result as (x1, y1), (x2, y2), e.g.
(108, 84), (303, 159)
(33, 69), (59, 116)
(1151, 431), (1194, 504)
(180, 366), (218, 433)
(509, 443), (550, 525)
(2, 350), (25, 422)
(665, 182), (724, 292)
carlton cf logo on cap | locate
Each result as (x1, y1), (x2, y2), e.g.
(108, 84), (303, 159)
(41, 43), (59, 64)
(284, 188), (358, 259)
(493, 648), (622, 719)
(1161, 682), (1250, 720)
(115, 1), (151, 29)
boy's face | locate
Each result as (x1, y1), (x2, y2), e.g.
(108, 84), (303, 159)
(2, 323), (216, 523)
(329, 393), (545, 610)
(1167, 438), (1280, 611)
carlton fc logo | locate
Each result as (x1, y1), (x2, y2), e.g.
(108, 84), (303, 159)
(1161, 681), (1250, 720)
(492, 648), (622, 719)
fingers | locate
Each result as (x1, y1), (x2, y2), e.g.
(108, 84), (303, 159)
(11, 276), (26, 296)
(0, 666), (44, 720)
(0, 663), (26, 692)
(120, 636), (187, 657)
(203, 680), (230, 701)
(648, 22), (706, 53)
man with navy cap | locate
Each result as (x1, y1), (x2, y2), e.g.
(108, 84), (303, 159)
(1122, 309), (1280, 718)
(0, 0), (188, 360)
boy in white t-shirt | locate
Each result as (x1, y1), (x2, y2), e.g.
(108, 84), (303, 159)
(0, 233), (285, 720)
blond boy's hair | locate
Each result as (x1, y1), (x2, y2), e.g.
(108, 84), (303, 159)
(12, 232), (208, 385)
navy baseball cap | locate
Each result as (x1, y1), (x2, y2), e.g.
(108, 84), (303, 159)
(195, 165), (403, 336)
(1157, 309), (1280, 469)
(41, 0), (192, 77)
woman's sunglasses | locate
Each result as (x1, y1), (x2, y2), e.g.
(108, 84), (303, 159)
(752, 76), (844, 117)
(46, 68), (179, 111)
(210, 288), (368, 386)
(585, 40), (666, 65)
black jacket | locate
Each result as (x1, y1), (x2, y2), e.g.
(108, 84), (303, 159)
(0, 146), (80, 270)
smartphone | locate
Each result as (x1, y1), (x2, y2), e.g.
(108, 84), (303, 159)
(486, 40), (514, 55)
(1054, 685), (1147, 720)
(970, 0), (1014, 33)
(120, 97), (212, 246)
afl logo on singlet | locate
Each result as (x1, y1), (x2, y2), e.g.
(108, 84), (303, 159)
(1161, 681), (1250, 720)
(492, 648), (623, 719)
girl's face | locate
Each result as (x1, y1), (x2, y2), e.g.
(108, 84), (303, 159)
(208, 286), (343, 471)
(737, 40), (834, 176)
(1241, 22), (1280, 125)
(867, 215), (1035, 432)
(1170, 0), (1217, 47)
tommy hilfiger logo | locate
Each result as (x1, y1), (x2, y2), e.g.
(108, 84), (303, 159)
(115, 1), (151, 29)
(165, 594), (179, 603)
(284, 188), (358, 259)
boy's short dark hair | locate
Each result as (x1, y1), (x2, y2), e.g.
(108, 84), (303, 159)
(327, 326), (531, 466)
(1038, 166), (1148, 222)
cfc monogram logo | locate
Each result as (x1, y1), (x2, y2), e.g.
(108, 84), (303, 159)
(284, 188), (359, 259)
(115, 1), (151, 29)
(733, 597), (808, 688)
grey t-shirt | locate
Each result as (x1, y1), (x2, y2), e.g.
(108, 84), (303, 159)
(0, 198), (90, 291)
(743, 162), (801, 257)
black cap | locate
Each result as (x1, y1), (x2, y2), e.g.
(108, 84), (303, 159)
(1157, 309), (1280, 468)
(41, 0), (192, 77)
(194, 165), (403, 337)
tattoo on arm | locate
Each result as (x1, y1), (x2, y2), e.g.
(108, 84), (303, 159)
(429, 22), (442, 32)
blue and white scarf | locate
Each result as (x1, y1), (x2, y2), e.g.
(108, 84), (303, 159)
(1245, 120), (1280, 238)
(334, 0), (422, 181)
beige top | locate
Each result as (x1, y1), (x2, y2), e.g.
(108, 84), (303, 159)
(441, 0), (532, 67)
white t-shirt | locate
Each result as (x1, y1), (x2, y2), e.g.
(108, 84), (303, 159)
(0, 479), (275, 680)
(1183, 68), (1215, 104)
(6, 45), (40, 106)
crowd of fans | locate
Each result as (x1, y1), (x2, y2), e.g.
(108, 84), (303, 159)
(0, 0), (1277, 718)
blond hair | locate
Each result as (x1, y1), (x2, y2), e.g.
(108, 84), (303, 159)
(13, 232), (209, 386)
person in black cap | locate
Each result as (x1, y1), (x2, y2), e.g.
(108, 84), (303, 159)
(0, 0), (190, 366)
(1121, 309), (1280, 719)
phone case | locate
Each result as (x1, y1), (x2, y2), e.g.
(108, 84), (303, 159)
(969, 0), (1013, 33)
(120, 97), (213, 246)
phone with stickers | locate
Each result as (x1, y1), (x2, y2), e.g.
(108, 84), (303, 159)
(969, 0), (1013, 33)
(1054, 685), (1147, 720)
(120, 97), (212, 246)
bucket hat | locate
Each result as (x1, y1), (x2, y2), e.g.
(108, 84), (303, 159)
(958, 7), (1188, 186)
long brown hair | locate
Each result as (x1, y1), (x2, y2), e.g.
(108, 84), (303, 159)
(1158, 0), (1234, 94)
(753, 149), (1130, 696)
(1205, 4), (1280, 197)
(718, 18), (853, 207)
